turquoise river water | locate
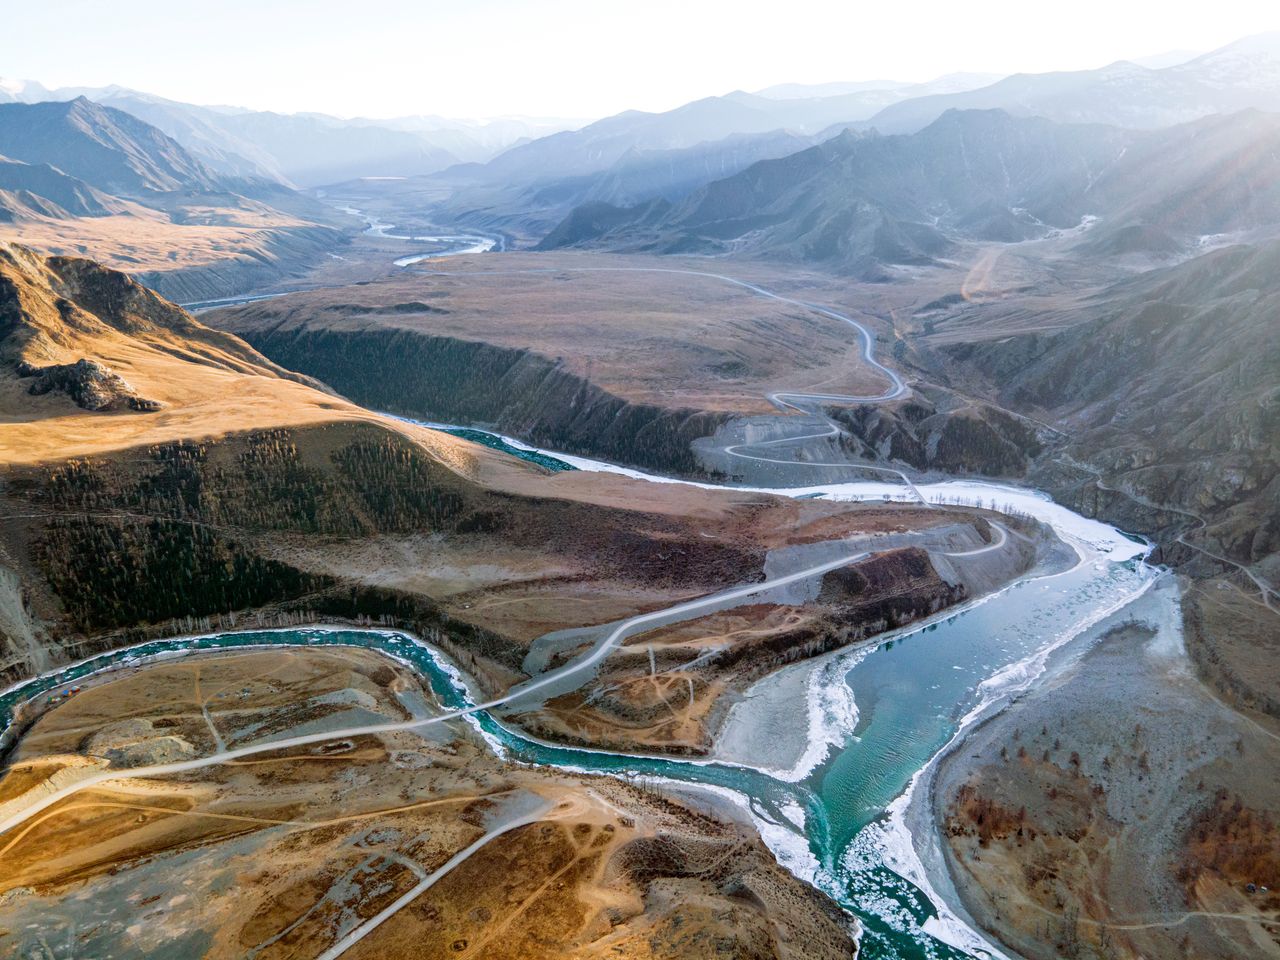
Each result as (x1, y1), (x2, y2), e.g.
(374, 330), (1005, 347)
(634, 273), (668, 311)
(0, 438), (1154, 960)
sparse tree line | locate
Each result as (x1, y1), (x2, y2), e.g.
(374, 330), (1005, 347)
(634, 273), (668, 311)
(1178, 788), (1280, 897)
(28, 425), (479, 538)
(12, 424), (535, 675)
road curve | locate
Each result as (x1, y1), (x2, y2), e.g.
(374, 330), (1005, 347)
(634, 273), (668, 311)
(416, 264), (906, 405)
(193, 259), (917, 493)
(0, 550), (869, 839)
(943, 521), (1007, 556)
(415, 264), (920, 503)
(315, 802), (552, 960)
(1059, 455), (1278, 612)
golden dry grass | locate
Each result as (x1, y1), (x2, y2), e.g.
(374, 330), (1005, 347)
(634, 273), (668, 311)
(0, 647), (853, 960)
(212, 250), (896, 414)
(0, 200), (309, 276)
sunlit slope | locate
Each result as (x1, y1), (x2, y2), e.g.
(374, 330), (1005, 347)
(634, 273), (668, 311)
(0, 242), (424, 463)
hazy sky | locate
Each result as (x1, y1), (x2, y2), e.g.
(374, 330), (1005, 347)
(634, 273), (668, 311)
(4, 0), (1278, 119)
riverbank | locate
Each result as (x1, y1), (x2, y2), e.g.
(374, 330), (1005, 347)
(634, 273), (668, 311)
(0, 500), (1150, 960)
(450, 430), (1168, 957)
(928, 573), (1280, 959)
(0, 642), (857, 960)
(0, 400), (1165, 960)
(711, 520), (1074, 783)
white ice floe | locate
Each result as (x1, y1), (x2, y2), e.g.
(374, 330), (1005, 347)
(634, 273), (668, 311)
(399, 418), (1150, 564)
(861, 561), (1158, 959)
(770, 647), (864, 783)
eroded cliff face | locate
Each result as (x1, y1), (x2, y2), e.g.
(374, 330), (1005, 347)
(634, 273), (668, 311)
(138, 224), (347, 305)
(232, 325), (731, 476)
(828, 388), (1046, 478)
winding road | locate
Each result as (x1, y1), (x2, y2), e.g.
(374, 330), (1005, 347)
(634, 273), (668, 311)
(0, 551), (870, 839)
(1058, 454), (1278, 613)
(2, 254), (1061, 958)
(0, 257), (1002, 849)
(185, 224), (923, 504)
(413, 264), (926, 501)
(0, 520), (1013, 844)
(414, 264), (905, 402)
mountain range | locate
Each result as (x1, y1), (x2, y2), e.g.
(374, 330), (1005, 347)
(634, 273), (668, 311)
(0, 155), (122, 222)
(859, 31), (1280, 133)
(0, 98), (349, 300)
(7, 32), (1277, 217)
(0, 79), (584, 187)
(390, 32), (1279, 248)
(538, 106), (1280, 273)
(971, 239), (1279, 581)
(460, 75), (1011, 188)
(0, 97), (223, 196)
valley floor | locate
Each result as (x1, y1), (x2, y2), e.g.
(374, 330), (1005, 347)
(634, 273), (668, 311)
(2, 214), (1276, 960)
(0, 645), (854, 959)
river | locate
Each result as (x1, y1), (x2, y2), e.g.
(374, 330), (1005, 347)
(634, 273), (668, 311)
(178, 206), (502, 311)
(335, 204), (501, 265)
(0, 431), (1154, 960)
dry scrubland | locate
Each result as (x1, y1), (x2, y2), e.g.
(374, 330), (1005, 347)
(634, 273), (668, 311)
(0, 199), (301, 274)
(12, 227), (1272, 960)
(0, 647), (854, 958)
(3, 410), (1014, 746)
(209, 250), (893, 414)
(0, 196), (343, 304)
(205, 250), (1063, 484)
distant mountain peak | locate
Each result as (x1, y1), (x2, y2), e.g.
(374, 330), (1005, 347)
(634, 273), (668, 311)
(862, 30), (1280, 135)
(1193, 29), (1280, 60)
(0, 98), (221, 196)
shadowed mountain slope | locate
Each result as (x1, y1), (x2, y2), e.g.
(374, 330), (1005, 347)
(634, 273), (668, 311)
(0, 98), (222, 197)
(924, 239), (1280, 585)
(541, 108), (1280, 272)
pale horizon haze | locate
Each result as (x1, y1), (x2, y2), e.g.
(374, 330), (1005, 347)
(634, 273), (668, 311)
(4, 0), (1280, 120)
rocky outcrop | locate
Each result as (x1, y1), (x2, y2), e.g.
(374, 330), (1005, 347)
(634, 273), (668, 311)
(829, 388), (1045, 478)
(0, 242), (325, 389)
(18, 358), (161, 412)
